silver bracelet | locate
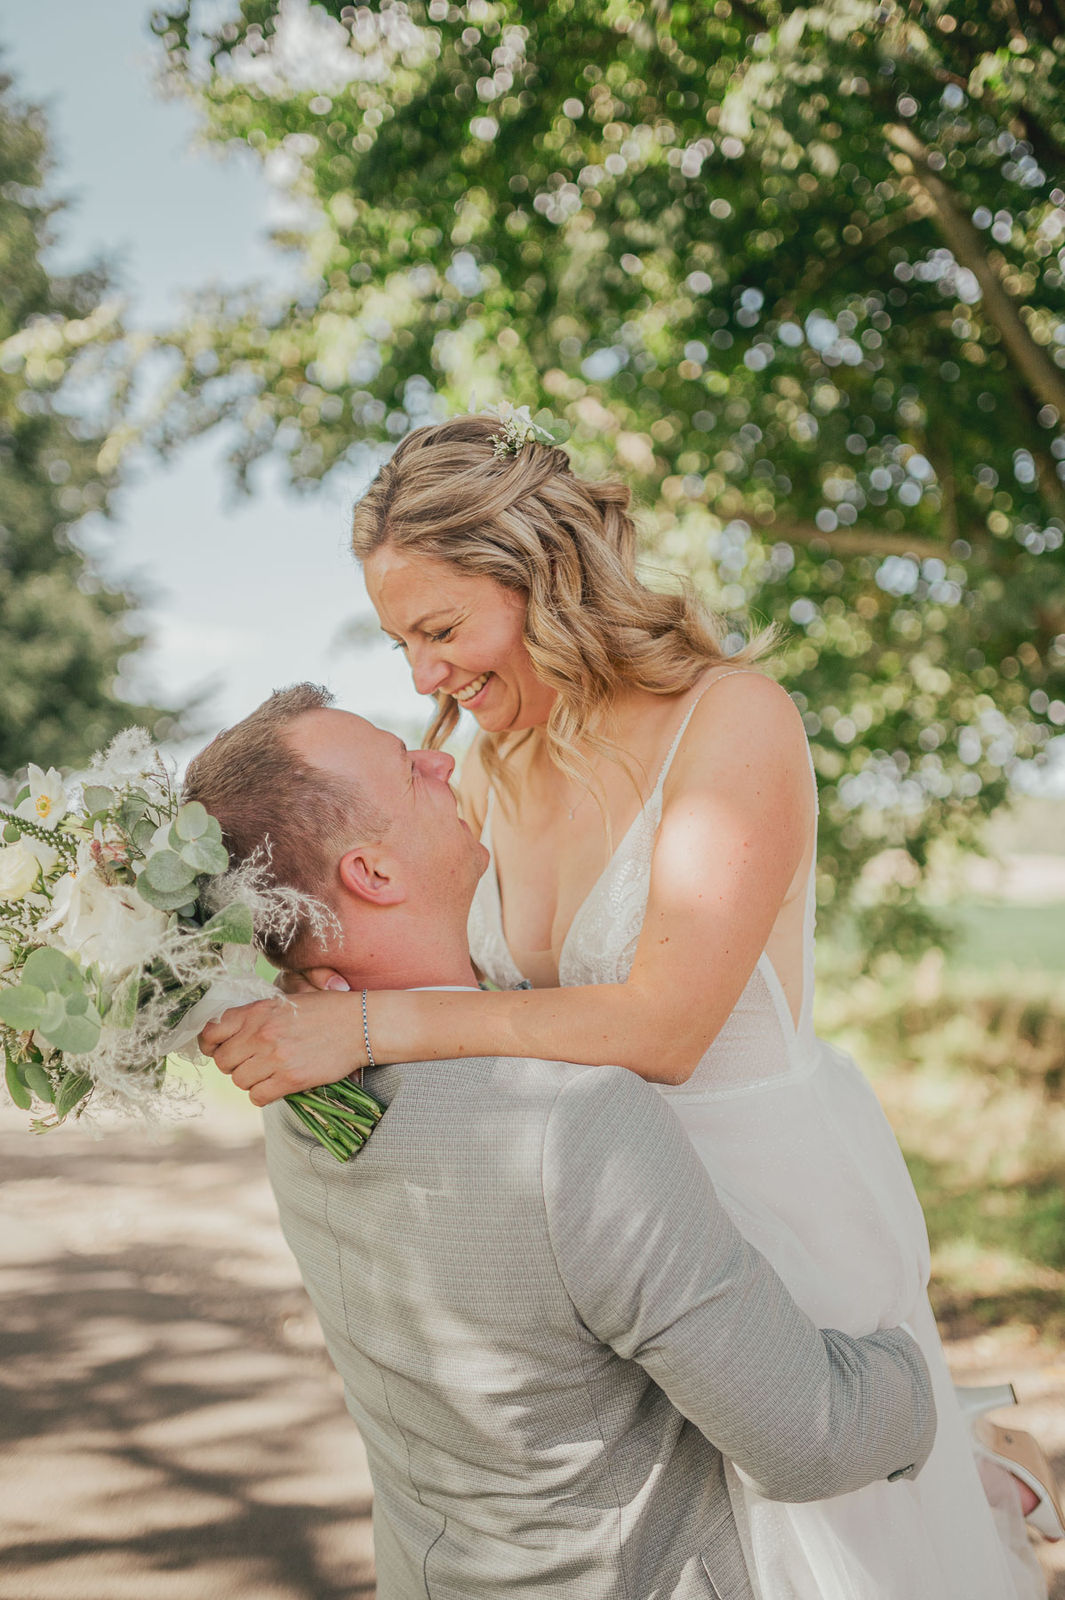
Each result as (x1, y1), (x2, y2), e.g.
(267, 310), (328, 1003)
(360, 988), (376, 1083)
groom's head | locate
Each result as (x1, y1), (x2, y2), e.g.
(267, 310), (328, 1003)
(184, 684), (486, 967)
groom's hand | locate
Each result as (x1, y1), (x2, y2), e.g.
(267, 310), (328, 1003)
(198, 991), (362, 1105)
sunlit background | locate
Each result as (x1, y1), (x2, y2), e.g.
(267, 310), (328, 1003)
(1, 4), (1063, 1596)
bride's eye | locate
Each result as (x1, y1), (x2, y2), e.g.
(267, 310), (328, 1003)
(390, 639), (408, 652)
(430, 625), (455, 643)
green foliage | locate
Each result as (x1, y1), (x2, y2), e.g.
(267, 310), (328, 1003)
(0, 70), (180, 774)
(818, 930), (1065, 1340)
(136, 802), (229, 908)
(200, 902), (256, 944)
(0, 944), (103, 1055)
(152, 0), (1065, 931)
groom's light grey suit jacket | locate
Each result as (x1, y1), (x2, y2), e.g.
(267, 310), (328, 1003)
(264, 1055), (936, 1600)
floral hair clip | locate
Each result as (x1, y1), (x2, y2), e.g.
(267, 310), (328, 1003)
(480, 400), (559, 458)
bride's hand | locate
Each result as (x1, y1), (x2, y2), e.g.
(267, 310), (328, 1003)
(274, 965), (350, 996)
(198, 990), (364, 1106)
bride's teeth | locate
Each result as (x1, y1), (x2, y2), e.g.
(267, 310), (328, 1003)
(454, 673), (489, 703)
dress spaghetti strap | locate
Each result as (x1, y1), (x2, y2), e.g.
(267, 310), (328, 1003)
(652, 667), (765, 796)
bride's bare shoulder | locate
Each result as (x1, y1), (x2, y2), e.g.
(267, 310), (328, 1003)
(671, 667), (810, 786)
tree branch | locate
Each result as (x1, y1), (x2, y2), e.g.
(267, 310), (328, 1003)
(760, 520), (949, 559)
(886, 123), (1065, 421)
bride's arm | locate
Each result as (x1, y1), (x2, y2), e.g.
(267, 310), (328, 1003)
(202, 675), (812, 1103)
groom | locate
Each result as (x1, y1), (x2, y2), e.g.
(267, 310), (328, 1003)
(188, 684), (936, 1600)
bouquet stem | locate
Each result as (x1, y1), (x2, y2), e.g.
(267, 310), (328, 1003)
(285, 1076), (385, 1161)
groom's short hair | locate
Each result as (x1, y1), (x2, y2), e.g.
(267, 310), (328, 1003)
(183, 683), (385, 962)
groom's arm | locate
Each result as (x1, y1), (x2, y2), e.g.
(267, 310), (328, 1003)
(542, 1067), (936, 1503)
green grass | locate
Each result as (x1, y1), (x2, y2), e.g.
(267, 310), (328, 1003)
(935, 901), (1065, 975)
(818, 915), (1065, 1345)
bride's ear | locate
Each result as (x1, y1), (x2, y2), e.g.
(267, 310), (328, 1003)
(337, 847), (406, 907)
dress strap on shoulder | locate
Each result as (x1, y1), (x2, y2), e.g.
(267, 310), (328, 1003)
(652, 668), (763, 794)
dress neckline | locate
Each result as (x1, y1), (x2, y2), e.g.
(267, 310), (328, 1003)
(483, 669), (753, 989)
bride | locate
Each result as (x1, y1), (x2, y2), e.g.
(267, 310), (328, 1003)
(204, 413), (1051, 1598)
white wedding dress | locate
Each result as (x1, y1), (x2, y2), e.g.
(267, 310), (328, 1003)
(468, 676), (1044, 1600)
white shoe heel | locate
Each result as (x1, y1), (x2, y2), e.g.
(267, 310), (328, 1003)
(954, 1382), (1018, 1420)
(980, 1418), (1065, 1543)
(955, 1382), (1065, 1540)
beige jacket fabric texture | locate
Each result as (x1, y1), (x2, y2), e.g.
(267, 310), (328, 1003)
(263, 1055), (937, 1600)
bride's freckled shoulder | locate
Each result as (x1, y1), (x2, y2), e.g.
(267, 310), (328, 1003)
(667, 669), (810, 791)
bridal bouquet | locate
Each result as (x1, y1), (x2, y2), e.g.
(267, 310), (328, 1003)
(0, 731), (383, 1160)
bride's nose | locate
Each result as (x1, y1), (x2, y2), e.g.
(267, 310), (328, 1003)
(408, 643), (450, 696)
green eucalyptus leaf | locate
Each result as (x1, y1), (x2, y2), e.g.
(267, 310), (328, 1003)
(200, 903), (255, 945)
(0, 983), (47, 1031)
(137, 874), (201, 912)
(82, 785), (114, 815)
(173, 801), (210, 841)
(54, 1070), (94, 1119)
(143, 850), (197, 893)
(13, 786), (29, 809)
(118, 796), (148, 833)
(36, 991), (68, 1036)
(132, 818), (158, 852)
(48, 1011), (102, 1054)
(5, 1056), (31, 1110)
(2, 822), (20, 844)
(23, 1062), (55, 1104)
(178, 835), (230, 876)
(22, 946), (84, 994)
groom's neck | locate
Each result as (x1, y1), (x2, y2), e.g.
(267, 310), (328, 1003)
(326, 922), (479, 993)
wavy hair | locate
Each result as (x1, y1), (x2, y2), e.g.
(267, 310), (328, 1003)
(350, 415), (776, 804)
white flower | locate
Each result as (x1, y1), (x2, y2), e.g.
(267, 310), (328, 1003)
(0, 839), (43, 901)
(25, 835), (60, 876)
(16, 765), (67, 830)
(0, 940), (13, 973)
(41, 848), (168, 977)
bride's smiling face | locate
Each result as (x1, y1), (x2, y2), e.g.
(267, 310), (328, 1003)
(364, 546), (557, 734)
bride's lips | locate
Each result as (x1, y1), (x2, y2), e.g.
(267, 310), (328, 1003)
(452, 672), (492, 710)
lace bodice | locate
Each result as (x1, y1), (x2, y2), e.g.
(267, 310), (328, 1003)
(467, 674), (820, 1097)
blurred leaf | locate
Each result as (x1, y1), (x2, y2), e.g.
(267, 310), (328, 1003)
(54, 1069), (93, 1118)
(22, 946), (83, 994)
(172, 801), (211, 842)
(0, 983), (45, 1031)
(82, 786), (114, 816)
(22, 1062), (54, 1104)
(201, 902), (255, 945)
(5, 1056), (31, 1110)
(143, 849), (197, 893)
(177, 834), (230, 876)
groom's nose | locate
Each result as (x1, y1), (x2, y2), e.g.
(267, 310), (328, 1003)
(416, 749), (456, 784)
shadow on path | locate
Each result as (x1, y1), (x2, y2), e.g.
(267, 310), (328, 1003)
(0, 1106), (375, 1600)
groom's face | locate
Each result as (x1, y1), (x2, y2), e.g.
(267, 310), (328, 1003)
(287, 709), (488, 911)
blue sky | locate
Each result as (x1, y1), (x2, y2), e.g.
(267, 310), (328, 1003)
(4, 0), (424, 765)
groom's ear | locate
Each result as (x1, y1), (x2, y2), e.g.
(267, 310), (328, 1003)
(337, 847), (406, 907)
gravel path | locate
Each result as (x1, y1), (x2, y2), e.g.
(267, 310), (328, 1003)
(2, 1096), (1062, 1599)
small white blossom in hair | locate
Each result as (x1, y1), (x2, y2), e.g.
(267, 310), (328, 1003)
(481, 400), (557, 457)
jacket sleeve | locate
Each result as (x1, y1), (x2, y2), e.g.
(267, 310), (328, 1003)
(542, 1065), (936, 1503)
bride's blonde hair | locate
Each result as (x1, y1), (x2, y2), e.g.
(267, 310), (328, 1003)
(350, 415), (775, 801)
